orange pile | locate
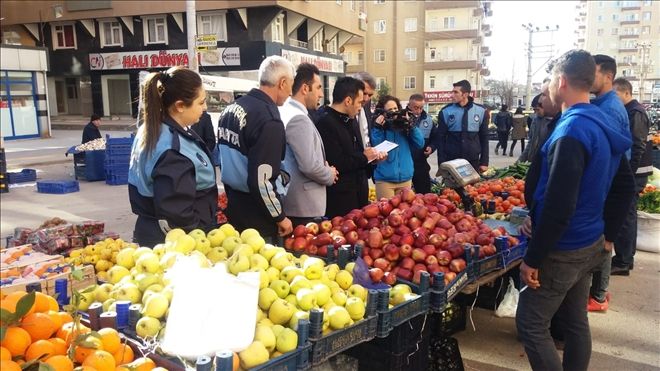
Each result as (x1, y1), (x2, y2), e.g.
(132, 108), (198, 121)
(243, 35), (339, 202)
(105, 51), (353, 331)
(0, 291), (157, 370)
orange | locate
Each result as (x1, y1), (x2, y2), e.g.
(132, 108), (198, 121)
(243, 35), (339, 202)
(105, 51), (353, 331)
(24, 339), (55, 361)
(0, 327), (32, 357)
(47, 337), (68, 356)
(78, 367), (99, 371)
(233, 352), (239, 371)
(74, 336), (104, 364)
(2, 291), (36, 316)
(97, 328), (121, 354)
(126, 357), (156, 371)
(57, 311), (74, 325)
(44, 355), (74, 371)
(47, 310), (65, 330)
(33, 292), (52, 313)
(83, 350), (116, 371)
(45, 295), (60, 311)
(57, 322), (91, 346)
(0, 346), (10, 361)
(20, 312), (56, 341)
(112, 344), (134, 365)
(0, 360), (21, 371)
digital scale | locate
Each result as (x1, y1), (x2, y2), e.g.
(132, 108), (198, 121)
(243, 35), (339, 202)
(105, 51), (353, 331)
(437, 159), (482, 214)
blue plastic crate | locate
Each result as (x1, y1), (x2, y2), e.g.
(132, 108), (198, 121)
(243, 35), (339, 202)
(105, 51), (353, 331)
(104, 162), (130, 174)
(502, 238), (528, 267)
(105, 135), (134, 157)
(7, 169), (37, 183)
(471, 252), (503, 279)
(37, 180), (80, 194)
(105, 173), (128, 186)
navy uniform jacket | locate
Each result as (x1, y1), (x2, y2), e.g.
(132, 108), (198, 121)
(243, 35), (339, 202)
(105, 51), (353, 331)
(436, 97), (489, 169)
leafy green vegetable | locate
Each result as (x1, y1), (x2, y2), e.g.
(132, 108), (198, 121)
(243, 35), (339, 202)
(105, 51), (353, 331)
(638, 191), (660, 213)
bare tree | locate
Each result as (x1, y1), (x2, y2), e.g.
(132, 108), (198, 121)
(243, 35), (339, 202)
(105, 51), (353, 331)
(485, 79), (516, 108)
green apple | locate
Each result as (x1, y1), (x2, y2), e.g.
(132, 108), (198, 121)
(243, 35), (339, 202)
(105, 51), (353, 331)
(295, 288), (317, 311)
(160, 251), (183, 269)
(174, 235), (196, 255)
(258, 318), (274, 327)
(206, 246), (228, 264)
(288, 310), (310, 331)
(312, 284), (331, 306)
(239, 341), (269, 369)
(234, 244), (254, 257)
(250, 254), (269, 271)
(219, 224), (240, 238)
(206, 228), (226, 247)
(335, 270), (353, 290)
(268, 299), (295, 325)
(161, 285), (174, 303)
(269, 279), (290, 299)
(194, 237), (212, 255)
(221, 236), (242, 256)
(135, 272), (161, 292)
(141, 293), (169, 319)
(133, 246), (155, 261)
(389, 291), (406, 306)
(347, 284), (367, 302)
(280, 266), (303, 283)
(102, 298), (116, 312)
(328, 306), (353, 330)
(258, 288), (278, 311)
(304, 257), (325, 270)
(107, 266), (131, 284)
(165, 228), (186, 242)
(304, 264), (322, 280)
(115, 248), (136, 269)
(240, 228), (260, 241)
(114, 282), (141, 304)
(285, 294), (297, 307)
(136, 252), (160, 274)
(259, 244), (279, 262)
(254, 325), (276, 353)
(228, 253), (250, 275)
(332, 291), (347, 306)
(391, 284), (412, 296)
(345, 262), (356, 274)
(78, 288), (96, 311)
(271, 324), (285, 338)
(152, 244), (167, 259)
(245, 235), (266, 253)
(270, 252), (293, 271)
(253, 269), (269, 289)
(266, 267), (280, 283)
(289, 276), (312, 295)
(189, 250), (211, 268)
(345, 297), (366, 320)
(188, 228), (206, 240)
(325, 264), (339, 281)
(135, 316), (162, 338)
(276, 327), (298, 353)
(94, 283), (114, 303)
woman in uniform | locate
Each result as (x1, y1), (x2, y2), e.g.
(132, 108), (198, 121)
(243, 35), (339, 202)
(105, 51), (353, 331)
(128, 66), (218, 247)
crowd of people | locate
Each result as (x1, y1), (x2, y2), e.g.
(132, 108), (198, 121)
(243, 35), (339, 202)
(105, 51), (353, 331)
(122, 48), (654, 371)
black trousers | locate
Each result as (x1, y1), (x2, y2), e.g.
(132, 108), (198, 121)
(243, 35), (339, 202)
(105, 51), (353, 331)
(496, 131), (509, 152)
(225, 187), (278, 241)
(412, 158), (432, 194)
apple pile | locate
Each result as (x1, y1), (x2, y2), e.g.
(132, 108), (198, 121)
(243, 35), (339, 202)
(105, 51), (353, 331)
(65, 238), (138, 282)
(287, 189), (520, 287)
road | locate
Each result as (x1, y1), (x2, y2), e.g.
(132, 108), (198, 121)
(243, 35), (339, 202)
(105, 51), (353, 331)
(1, 134), (658, 370)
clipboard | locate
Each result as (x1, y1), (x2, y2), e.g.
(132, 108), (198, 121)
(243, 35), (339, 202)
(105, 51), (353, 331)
(369, 140), (398, 163)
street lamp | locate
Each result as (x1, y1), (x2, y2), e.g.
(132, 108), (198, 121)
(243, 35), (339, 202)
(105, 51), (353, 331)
(522, 23), (559, 109)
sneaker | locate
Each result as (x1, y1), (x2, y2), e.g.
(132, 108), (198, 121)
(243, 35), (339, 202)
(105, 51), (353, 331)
(495, 148), (499, 155)
(588, 296), (609, 312)
(610, 265), (630, 276)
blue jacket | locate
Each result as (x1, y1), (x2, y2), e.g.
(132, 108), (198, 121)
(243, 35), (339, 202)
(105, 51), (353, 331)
(370, 124), (424, 183)
(525, 103), (632, 267)
(591, 90), (631, 159)
(412, 111), (438, 162)
(436, 97), (489, 169)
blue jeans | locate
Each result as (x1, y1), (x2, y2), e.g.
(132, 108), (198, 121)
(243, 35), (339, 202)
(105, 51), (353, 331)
(612, 175), (648, 267)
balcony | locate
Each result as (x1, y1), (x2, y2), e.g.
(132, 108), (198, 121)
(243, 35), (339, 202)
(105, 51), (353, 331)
(578, 25), (586, 29)
(425, 0), (480, 9)
(289, 39), (308, 49)
(484, 30), (492, 37)
(480, 46), (490, 53)
(424, 59), (478, 70)
(619, 47), (638, 52)
(426, 28), (479, 40)
(473, 8), (484, 16)
(620, 19), (640, 25)
(619, 34), (639, 39)
(345, 35), (363, 45)
(578, 38), (585, 42)
(481, 24), (491, 32)
(621, 6), (641, 10)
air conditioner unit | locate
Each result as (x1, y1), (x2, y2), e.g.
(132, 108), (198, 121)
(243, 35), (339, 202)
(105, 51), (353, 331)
(424, 41), (430, 48)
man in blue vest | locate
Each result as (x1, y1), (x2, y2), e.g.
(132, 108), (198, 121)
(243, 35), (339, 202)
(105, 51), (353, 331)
(408, 93), (438, 194)
(436, 80), (489, 173)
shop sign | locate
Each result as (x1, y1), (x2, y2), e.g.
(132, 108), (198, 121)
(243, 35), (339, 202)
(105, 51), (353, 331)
(281, 49), (344, 74)
(196, 34), (217, 51)
(89, 48), (240, 70)
(424, 90), (481, 103)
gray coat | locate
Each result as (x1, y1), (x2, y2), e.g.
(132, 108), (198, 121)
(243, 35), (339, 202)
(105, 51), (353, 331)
(280, 98), (335, 218)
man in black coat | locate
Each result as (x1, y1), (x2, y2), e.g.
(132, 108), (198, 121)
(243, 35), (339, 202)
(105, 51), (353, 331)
(316, 77), (384, 218)
(191, 111), (217, 153)
(82, 114), (102, 144)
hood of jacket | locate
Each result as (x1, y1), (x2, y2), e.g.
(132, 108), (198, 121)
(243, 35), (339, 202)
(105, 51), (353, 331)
(562, 103), (631, 156)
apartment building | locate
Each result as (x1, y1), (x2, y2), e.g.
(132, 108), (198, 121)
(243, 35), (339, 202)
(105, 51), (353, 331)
(0, 0), (364, 131)
(343, 0), (491, 111)
(578, 0), (660, 103)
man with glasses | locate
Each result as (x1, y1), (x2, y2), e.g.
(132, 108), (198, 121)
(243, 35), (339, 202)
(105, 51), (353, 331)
(436, 80), (489, 173)
(408, 94), (438, 194)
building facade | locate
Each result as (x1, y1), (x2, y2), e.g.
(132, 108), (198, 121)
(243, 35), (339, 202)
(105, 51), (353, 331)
(578, 0), (660, 103)
(343, 0), (492, 112)
(0, 0), (365, 121)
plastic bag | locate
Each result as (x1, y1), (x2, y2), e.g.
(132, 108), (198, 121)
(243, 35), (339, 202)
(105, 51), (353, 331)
(637, 210), (660, 253)
(352, 257), (390, 290)
(495, 277), (519, 318)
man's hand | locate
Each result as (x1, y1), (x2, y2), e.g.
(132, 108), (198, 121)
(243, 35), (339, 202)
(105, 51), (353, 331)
(374, 115), (386, 126)
(364, 147), (379, 162)
(478, 165), (489, 173)
(604, 240), (614, 252)
(519, 216), (532, 238)
(520, 261), (540, 289)
(423, 146), (434, 156)
(277, 217), (293, 237)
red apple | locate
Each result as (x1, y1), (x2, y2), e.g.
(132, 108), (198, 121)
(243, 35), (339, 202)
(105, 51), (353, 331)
(436, 250), (452, 266)
(363, 203), (380, 219)
(437, 204), (448, 215)
(427, 263), (442, 275)
(384, 243), (400, 261)
(358, 230), (369, 242)
(284, 237), (294, 249)
(412, 204), (428, 220)
(428, 234), (444, 248)
(425, 254), (438, 266)
(399, 257), (415, 270)
(387, 212), (404, 227)
(422, 217), (437, 231)
(400, 244), (413, 258)
(398, 202), (411, 211)
(373, 258), (389, 271)
(422, 244), (436, 256)
(412, 269), (426, 284)
(293, 225), (307, 238)
(331, 216), (343, 227)
(368, 228), (384, 249)
(363, 255), (373, 267)
(305, 222), (319, 235)
(411, 248), (427, 263)
(369, 248), (384, 260)
(397, 225), (412, 236)
(390, 234), (402, 245)
(345, 230), (359, 245)
(413, 263), (427, 273)
(306, 244), (318, 255)
(380, 225), (394, 239)
(332, 235), (347, 248)
(312, 232), (333, 246)
(383, 271), (397, 285)
(390, 195), (401, 207)
(444, 271), (457, 284)
(447, 243), (466, 259)
(423, 193), (439, 205)
(396, 268), (413, 281)
(367, 218), (381, 229)
(437, 218), (453, 230)
(401, 188), (416, 203)
(341, 220), (357, 234)
(449, 258), (467, 273)
(292, 237), (307, 252)
(379, 201), (393, 217)
(369, 267), (384, 283)
(408, 217), (422, 230)
(447, 212), (464, 224)
(317, 245), (328, 257)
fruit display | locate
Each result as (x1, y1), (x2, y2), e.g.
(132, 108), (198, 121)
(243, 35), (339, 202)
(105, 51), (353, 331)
(0, 290), (156, 370)
(441, 177), (526, 214)
(74, 137), (106, 151)
(368, 187), (376, 202)
(217, 192), (228, 224)
(286, 189), (520, 287)
(64, 238), (138, 282)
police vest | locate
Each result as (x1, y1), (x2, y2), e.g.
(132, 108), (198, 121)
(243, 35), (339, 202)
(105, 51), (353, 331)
(415, 114), (435, 140)
(128, 123), (216, 197)
(441, 104), (486, 133)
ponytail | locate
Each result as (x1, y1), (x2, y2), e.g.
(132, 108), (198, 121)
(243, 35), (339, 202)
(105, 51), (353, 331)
(141, 72), (167, 154)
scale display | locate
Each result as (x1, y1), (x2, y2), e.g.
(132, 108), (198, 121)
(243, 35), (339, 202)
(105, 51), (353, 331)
(438, 159), (481, 188)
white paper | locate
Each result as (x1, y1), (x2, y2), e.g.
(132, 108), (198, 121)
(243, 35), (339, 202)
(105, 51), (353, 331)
(369, 140), (399, 163)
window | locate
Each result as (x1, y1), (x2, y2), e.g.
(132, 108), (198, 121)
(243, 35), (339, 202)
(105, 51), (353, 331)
(51, 23), (76, 49)
(374, 20), (386, 34)
(343, 51), (352, 64)
(327, 36), (338, 54)
(404, 76), (416, 90)
(597, 15), (603, 21)
(376, 77), (386, 89)
(312, 30), (324, 51)
(429, 75), (436, 89)
(441, 46), (454, 60)
(197, 11), (227, 41)
(443, 17), (455, 29)
(596, 41), (604, 50)
(143, 16), (167, 45)
(350, 0), (355, 11)
(271, 14), (284, 43)
(612, 27), (618, 35)
(374, 0), (385, 3)
(374, 49), (385, 62)
(336, 0), (342, 4)
(429, 48), (437, 60)
(643, 0), (652, 5)
(642, 26), (650, 34)
(643, 12), (651, 20)
(100, 20), (122, 47)
(429, 17), (439, 32)
(358, 51), (364, 65)
(404, 48), (417, 61)
(404, 18), (417, 32)
(597, 28), (604, 36)
(612, 14), (619, 21)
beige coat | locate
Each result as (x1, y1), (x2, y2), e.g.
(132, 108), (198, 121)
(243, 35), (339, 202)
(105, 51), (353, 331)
(511, 114), (527, 140)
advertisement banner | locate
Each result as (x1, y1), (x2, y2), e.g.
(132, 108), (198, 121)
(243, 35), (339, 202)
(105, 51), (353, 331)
(89, 48), (240, 70)
(281, 49), (344, 74)
(424, 90), (482, 103)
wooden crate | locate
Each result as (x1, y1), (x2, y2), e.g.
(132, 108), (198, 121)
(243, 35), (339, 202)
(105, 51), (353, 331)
(1, 265), (96, 299)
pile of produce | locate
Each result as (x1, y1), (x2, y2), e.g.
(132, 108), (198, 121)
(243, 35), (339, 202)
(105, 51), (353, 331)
(74, 138), (106, 152)
(638, 168), (660, 213)
(440, 177), (526, 214)
(493, 162), (530, 179)
(64, 238), (137, 282)
(217, 192), (228, 224)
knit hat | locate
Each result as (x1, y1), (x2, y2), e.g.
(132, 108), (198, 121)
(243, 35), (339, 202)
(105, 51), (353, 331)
(531, 94), (542, 108)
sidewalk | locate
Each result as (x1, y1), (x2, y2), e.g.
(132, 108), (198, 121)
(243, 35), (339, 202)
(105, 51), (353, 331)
(51, 115), (137, 131)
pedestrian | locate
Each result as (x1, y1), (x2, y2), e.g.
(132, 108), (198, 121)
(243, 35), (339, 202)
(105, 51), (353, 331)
(408, 94), (439, 194)
(436, 80), (489, 173)
(587, 54), (632, 312)
(610, 77), (654, 276)
(371, 95), (424, 199)
(519, 91), (554, 163)
(127, 67), (217, 247)
(82, 114), (102, 144)
(316, 77), (384, 219)
(509, 107), (527, 156)
(279, 63), (338, 227)
(493, 104), (512, 155)
(217, 56), (294, 243)
(191, 110), (216, 153)
(516, 50), (633, 371)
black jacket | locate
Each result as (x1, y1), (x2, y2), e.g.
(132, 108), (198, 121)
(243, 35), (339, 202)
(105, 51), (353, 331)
(625, 99), (653, 176)
(192, 112), (217, 153)
(494, 111), (512, 133)
(82, 122), (102, 144)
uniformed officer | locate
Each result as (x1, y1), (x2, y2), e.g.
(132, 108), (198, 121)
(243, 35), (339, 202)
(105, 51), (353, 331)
(435, 80), (490, 173)
(407, 94), (439, 194)
(128, 67), (218, 247)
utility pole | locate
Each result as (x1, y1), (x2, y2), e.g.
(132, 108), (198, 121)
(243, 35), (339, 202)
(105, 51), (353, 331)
(522, 23), (559, 109)
(636, 41), (652, 103)
(186, 0), (198, 72)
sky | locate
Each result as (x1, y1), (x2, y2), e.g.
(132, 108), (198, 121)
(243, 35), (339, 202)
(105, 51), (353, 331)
(486, 0), (578, 84)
